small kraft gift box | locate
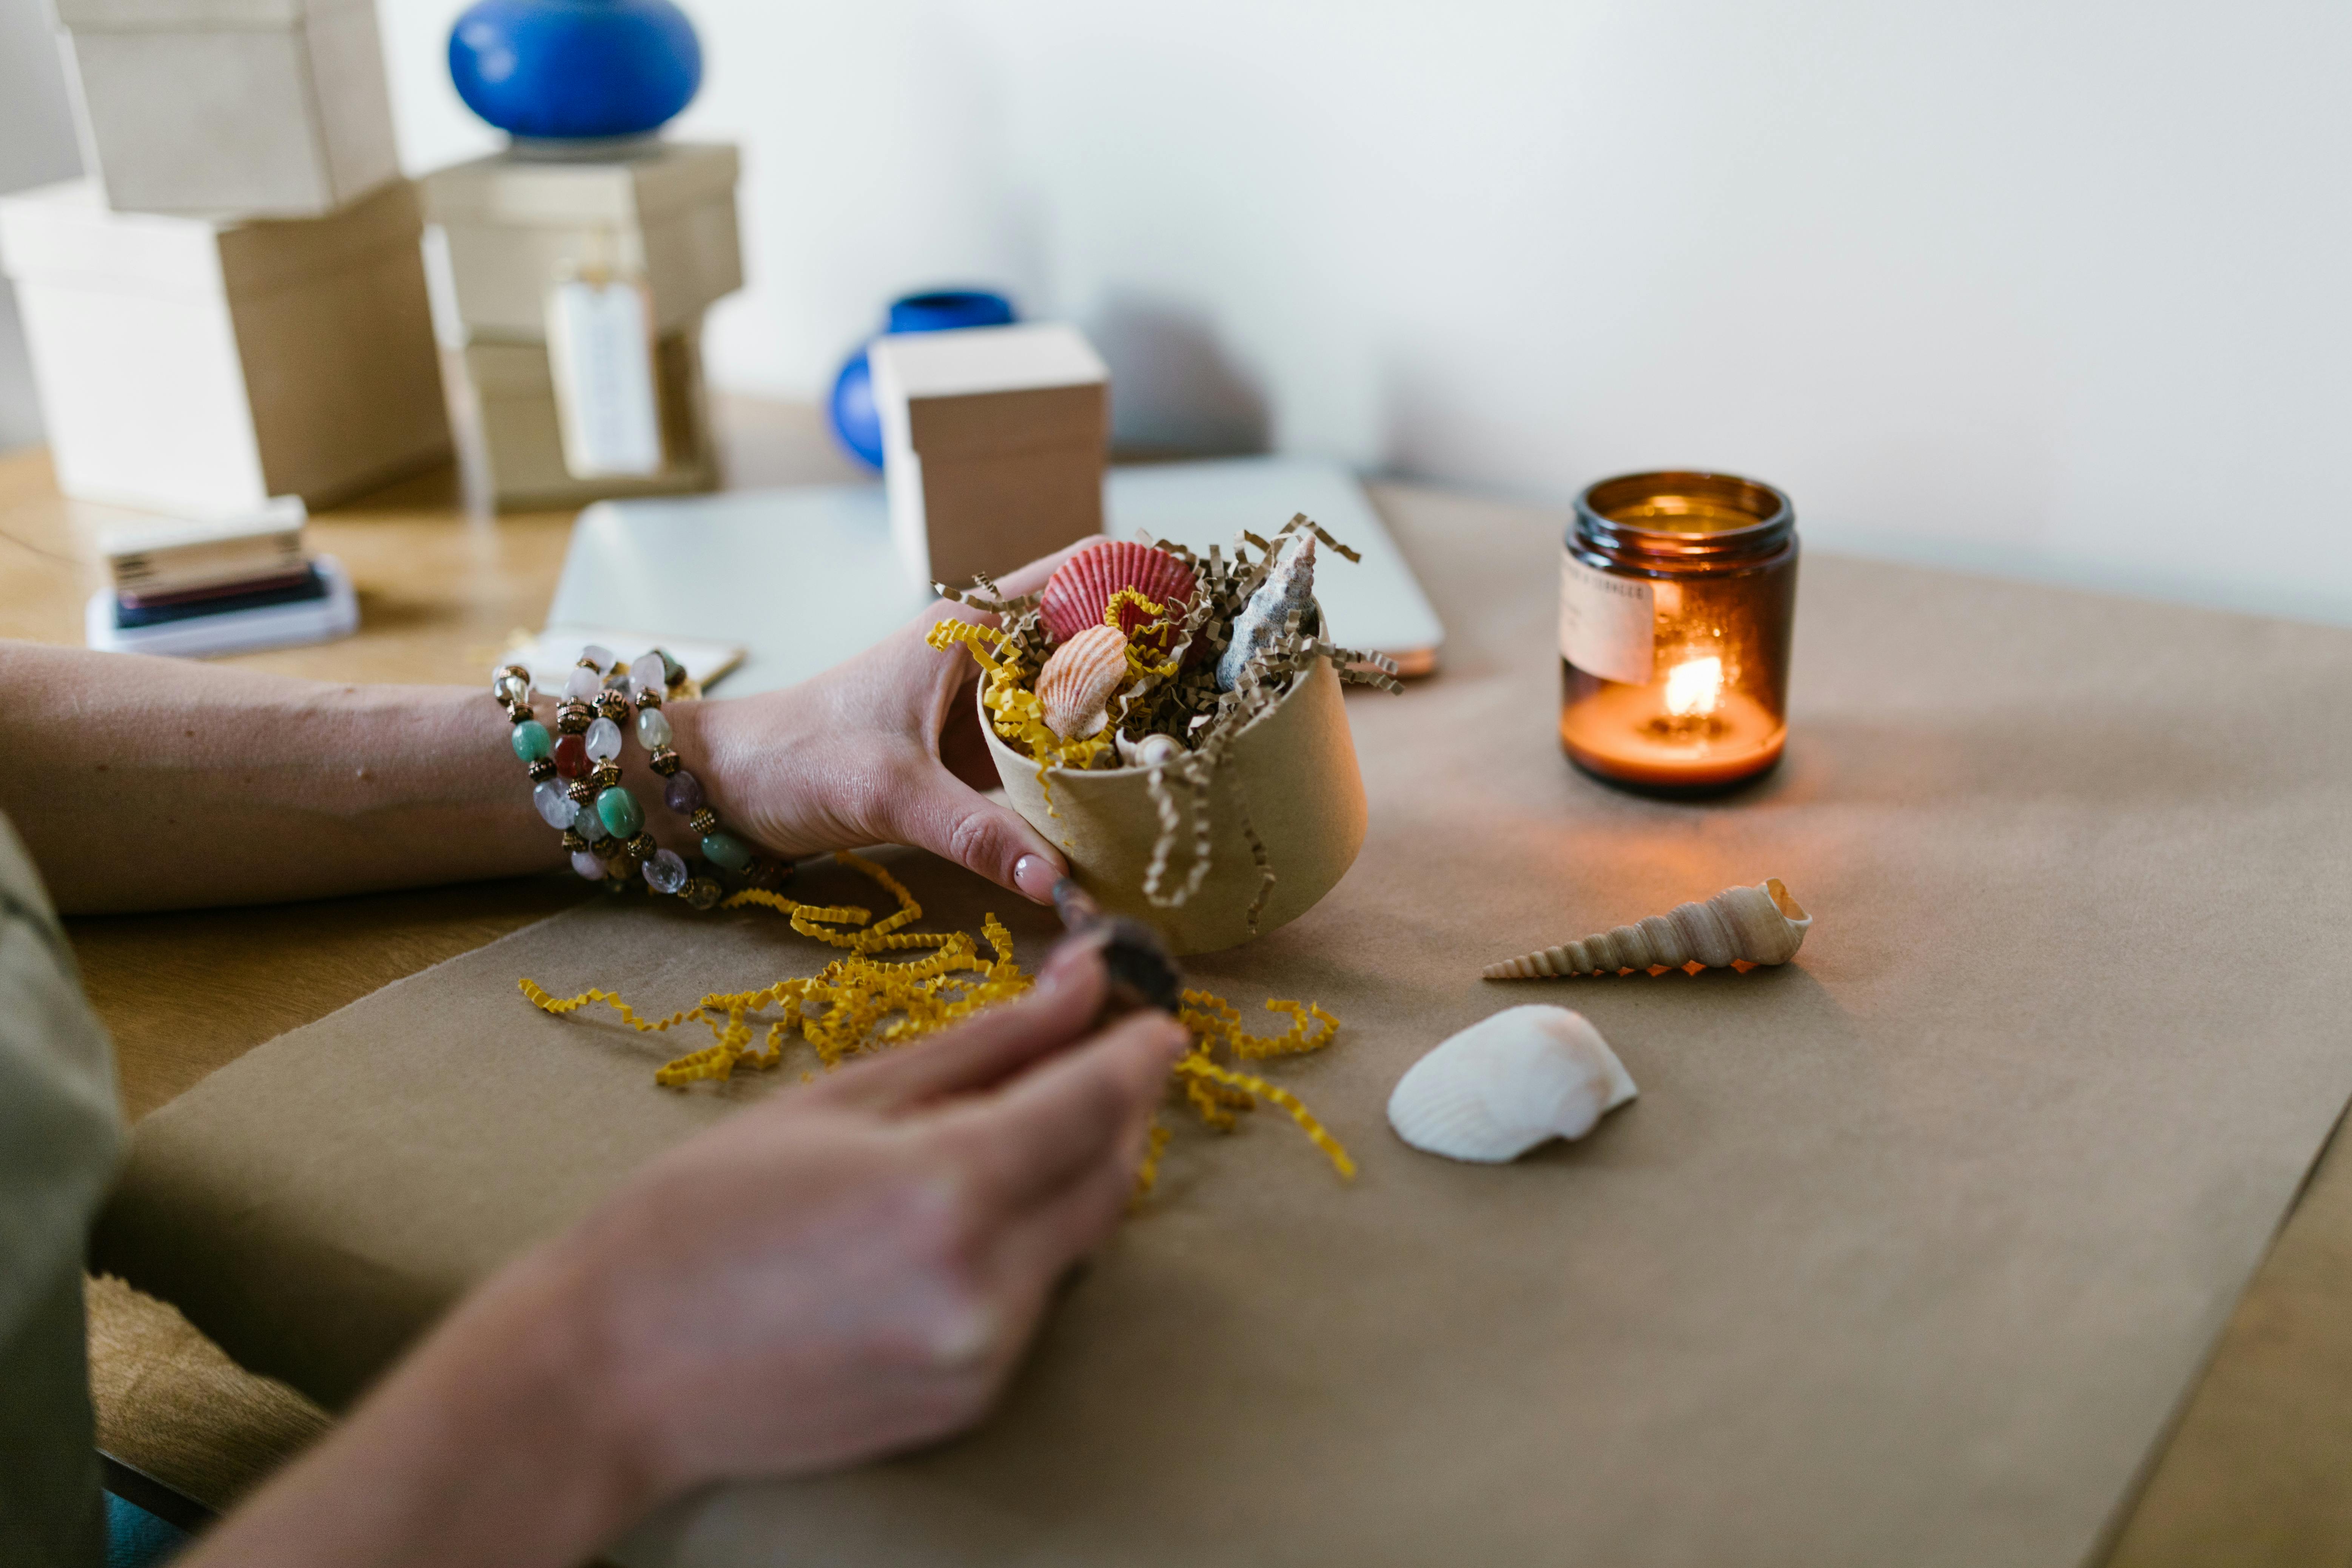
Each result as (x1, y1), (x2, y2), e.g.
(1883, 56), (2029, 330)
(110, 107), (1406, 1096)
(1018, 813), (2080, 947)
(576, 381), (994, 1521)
(871, 322), (1109, 588)
(52, 0), (401, 218)
(422, 142), (740, 510)
(0, 177), (449, 516)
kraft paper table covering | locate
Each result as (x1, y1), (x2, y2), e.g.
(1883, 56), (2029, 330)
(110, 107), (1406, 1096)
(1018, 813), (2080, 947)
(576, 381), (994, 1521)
(92, 499), (2352, 1566)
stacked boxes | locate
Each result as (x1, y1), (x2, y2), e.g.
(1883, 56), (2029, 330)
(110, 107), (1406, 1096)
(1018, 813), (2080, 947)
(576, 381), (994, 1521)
(423, 143), (740, 510)
(1, 0), (447, 518)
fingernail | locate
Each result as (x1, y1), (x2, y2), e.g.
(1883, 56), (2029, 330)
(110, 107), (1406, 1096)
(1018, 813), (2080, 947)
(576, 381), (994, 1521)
(1013, 852), (1064, 903)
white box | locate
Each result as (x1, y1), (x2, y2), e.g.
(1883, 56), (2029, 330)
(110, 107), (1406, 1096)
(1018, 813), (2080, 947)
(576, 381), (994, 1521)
(420, 143), (742, 339)
(55, 0), (400, 217)
(446, 328), (717, 512)
(870, 323), (1109, 588)
(0, 178), (450, 516)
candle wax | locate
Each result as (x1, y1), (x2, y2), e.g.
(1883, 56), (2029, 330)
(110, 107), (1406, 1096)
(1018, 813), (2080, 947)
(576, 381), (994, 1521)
(1559, 677), (1785, 788)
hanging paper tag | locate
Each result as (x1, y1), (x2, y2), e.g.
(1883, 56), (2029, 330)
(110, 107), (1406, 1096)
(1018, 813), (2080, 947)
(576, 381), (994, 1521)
(1559, 549), (1655, 685)
(544, 276), (664, 478)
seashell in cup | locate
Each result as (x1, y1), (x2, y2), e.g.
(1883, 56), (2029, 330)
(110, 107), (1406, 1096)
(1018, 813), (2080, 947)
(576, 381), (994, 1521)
(1036, 623), (1131, 740)
(1040, 540), (1198, 654)
(1387, 1005), (1637, 1163)
(1217, 533), (1316, 692)
(1481, 879), (1811, 979)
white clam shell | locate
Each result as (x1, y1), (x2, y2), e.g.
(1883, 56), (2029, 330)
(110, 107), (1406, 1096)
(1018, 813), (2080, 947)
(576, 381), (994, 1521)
(1387, 1005), (1637, 1163)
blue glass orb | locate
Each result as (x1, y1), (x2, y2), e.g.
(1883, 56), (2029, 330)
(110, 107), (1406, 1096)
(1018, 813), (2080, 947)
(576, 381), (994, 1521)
(827, 290), (1018, 471)
(449, 0), (703, 141)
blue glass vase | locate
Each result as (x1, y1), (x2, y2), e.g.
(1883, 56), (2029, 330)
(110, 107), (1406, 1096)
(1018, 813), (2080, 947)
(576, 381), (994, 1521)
(450, 0), (703, 143)
(828, 290), (1018, 470)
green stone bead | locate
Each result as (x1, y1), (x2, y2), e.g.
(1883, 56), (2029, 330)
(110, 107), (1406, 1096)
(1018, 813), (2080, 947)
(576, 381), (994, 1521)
(701, 830), (755, 873)
(510, 720), (552, 763)
(596, 785), (644, 839)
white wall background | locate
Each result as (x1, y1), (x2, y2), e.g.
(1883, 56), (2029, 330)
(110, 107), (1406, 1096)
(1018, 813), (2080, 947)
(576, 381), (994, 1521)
(7, 0), (2349, 621)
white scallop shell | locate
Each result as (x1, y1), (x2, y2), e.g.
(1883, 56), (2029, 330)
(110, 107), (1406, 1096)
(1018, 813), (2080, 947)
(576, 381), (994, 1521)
(1387, 1005), (1637, 1163)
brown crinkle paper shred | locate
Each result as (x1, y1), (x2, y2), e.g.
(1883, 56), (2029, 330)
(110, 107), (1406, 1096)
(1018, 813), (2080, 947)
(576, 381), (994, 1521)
(938, 513), (1401, 936)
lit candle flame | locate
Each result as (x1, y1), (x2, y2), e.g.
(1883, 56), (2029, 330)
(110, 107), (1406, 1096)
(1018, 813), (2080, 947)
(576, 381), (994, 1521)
(1663, 655), (1723, 718)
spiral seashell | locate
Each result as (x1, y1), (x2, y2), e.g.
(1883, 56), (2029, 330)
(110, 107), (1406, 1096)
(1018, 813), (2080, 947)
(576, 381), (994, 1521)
(1388, 1005), (1636, 1163)
(1481, 879), (1811, 979)
(1036, 624), (1130, 741)
(1040, 541), (1198, 653)
(1216, 534), (1316, 692)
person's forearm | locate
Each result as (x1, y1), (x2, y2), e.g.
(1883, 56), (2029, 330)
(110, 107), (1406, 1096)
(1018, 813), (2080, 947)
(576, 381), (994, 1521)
(0, 642), (562, 912)
(177, 1244), (657, 1568)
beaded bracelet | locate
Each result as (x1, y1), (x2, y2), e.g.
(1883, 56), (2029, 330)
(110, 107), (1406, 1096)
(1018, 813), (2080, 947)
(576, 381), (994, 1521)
(494, 645), (790, 908)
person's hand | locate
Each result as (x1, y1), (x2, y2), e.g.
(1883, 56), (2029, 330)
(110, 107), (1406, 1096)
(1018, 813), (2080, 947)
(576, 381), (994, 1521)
(177, 941), (1185, 1568)
(535, 937), (1180, 1492)
(674, 544), (1089, 903)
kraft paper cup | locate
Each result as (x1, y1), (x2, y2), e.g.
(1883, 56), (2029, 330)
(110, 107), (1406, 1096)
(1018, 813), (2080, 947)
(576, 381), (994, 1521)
(982, 652), (1369, 955)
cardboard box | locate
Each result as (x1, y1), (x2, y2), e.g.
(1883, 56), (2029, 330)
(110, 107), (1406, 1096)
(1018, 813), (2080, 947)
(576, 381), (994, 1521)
(0, 178), (449, 515)
(55, 0), (400, 217)
(420, 143), (742, 339)
(871, 322), (1108, 588)
(446, 328), (717, 512)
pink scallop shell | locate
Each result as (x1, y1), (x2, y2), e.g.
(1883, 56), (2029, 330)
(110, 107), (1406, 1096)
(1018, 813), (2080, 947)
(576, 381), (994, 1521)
(1040, 541), (1198, 653)
(1036, 623), (1130, 740)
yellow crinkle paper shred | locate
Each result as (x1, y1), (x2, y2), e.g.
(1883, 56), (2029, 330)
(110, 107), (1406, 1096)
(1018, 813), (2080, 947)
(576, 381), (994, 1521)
(923, 620), (1111, 804)
(519, 851), (1352, 1187)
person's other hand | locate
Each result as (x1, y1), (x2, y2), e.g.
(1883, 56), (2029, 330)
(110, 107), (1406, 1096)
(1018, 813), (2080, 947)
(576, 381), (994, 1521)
(532, 939), (1181, 1496)
(173, 942), (1184, 1568)
(678, 543), (1089, 903)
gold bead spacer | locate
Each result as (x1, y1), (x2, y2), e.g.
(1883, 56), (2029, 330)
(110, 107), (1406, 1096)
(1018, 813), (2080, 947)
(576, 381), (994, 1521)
(625, 832), (657, 860)
(557, 702), (592, 735)
(688, 808), (718, 837)
(595, 691), (630, 722)
(526, 757), (556, 782)
(685, 877), (722, 910)
(589, 759), (623, 790)
(567, 779), (598, 805)
(635, 686), (663, 711)
(649, 748), (681, 777)
(560, 827), (587, 853)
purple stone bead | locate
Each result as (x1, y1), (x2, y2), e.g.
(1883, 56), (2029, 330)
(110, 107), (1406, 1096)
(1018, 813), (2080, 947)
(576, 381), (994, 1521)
(664, 770), (704, 815)
(570, 849), (605, 880)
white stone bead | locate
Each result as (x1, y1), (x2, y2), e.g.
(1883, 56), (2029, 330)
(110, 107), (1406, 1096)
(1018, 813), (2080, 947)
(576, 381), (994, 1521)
(564, 665), (601, 701)
(631, 650), (669, 695)
(495, 672), (531, 704)
(532, 779), (578, 829)
(642, 848), (690, 895)
(571, 849), (605, 880)
(579, 643), (613, 671)
(584, 716), (624, 761)
(636, 708), (674, 749)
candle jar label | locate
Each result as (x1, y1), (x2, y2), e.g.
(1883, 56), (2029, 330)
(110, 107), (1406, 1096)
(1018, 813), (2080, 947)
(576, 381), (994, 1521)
(1559, 550), (1654, 685)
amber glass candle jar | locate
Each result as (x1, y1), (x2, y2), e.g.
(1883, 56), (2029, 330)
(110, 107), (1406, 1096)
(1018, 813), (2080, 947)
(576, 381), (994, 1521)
(1558, 470), (1797, 792)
